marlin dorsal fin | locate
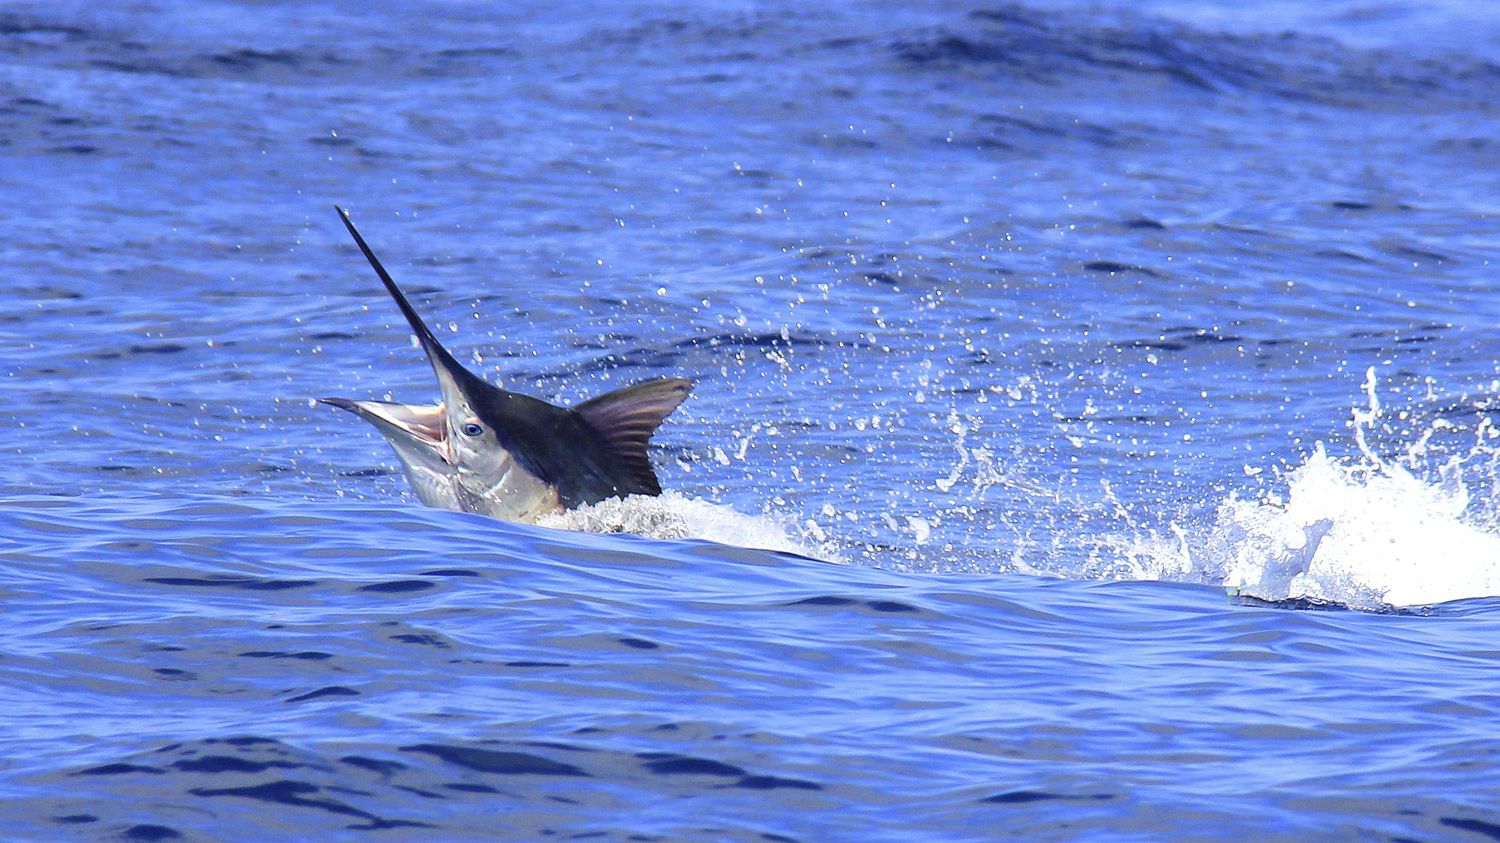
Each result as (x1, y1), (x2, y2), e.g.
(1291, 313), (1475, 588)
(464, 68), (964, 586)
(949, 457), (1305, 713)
(574, 377), (693, 494)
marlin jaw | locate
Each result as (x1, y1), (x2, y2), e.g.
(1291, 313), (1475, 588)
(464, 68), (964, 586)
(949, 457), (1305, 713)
(321, 206), (693, 524)
(318, 397), (467, 512)
(318, 398), (448, 462)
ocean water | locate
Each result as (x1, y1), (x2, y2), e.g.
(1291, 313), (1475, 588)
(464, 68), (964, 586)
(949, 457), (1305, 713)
(4, 0), (1500, 839)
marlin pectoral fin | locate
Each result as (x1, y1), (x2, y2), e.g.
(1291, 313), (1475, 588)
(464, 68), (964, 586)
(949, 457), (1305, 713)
(573, 377), (693, 495)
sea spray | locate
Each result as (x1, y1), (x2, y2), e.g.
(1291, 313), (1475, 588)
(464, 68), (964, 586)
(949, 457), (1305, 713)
(1193, 368), (1500, 608)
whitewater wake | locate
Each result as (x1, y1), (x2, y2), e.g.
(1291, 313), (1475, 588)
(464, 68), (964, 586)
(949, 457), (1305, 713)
(1183, 369), (1500, 609)
(538, 491), (840, 561)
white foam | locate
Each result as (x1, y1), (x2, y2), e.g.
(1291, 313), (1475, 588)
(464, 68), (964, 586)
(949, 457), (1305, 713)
(537, 491), (838, 560)
(1175, 368), (1500, 609)
(1203, 444), (1500, 608)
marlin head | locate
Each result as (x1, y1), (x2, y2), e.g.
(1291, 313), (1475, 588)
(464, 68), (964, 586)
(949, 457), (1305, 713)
(321, 206), (692, 523)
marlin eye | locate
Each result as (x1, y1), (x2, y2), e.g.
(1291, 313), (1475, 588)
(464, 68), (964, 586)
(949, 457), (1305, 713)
(462, 422), (484, 437)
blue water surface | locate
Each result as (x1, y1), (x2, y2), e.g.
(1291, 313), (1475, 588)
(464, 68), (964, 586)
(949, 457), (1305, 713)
(4, 0), (1500, 839)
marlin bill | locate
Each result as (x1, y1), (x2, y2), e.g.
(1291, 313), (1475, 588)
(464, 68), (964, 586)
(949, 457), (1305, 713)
(321, 206), (692, 524)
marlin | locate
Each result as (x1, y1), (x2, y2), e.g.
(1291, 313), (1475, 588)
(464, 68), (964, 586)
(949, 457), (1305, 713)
(321, 206), (692, 523)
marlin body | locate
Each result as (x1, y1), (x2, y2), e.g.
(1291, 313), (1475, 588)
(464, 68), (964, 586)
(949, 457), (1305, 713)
(322, 207), (692, 524)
